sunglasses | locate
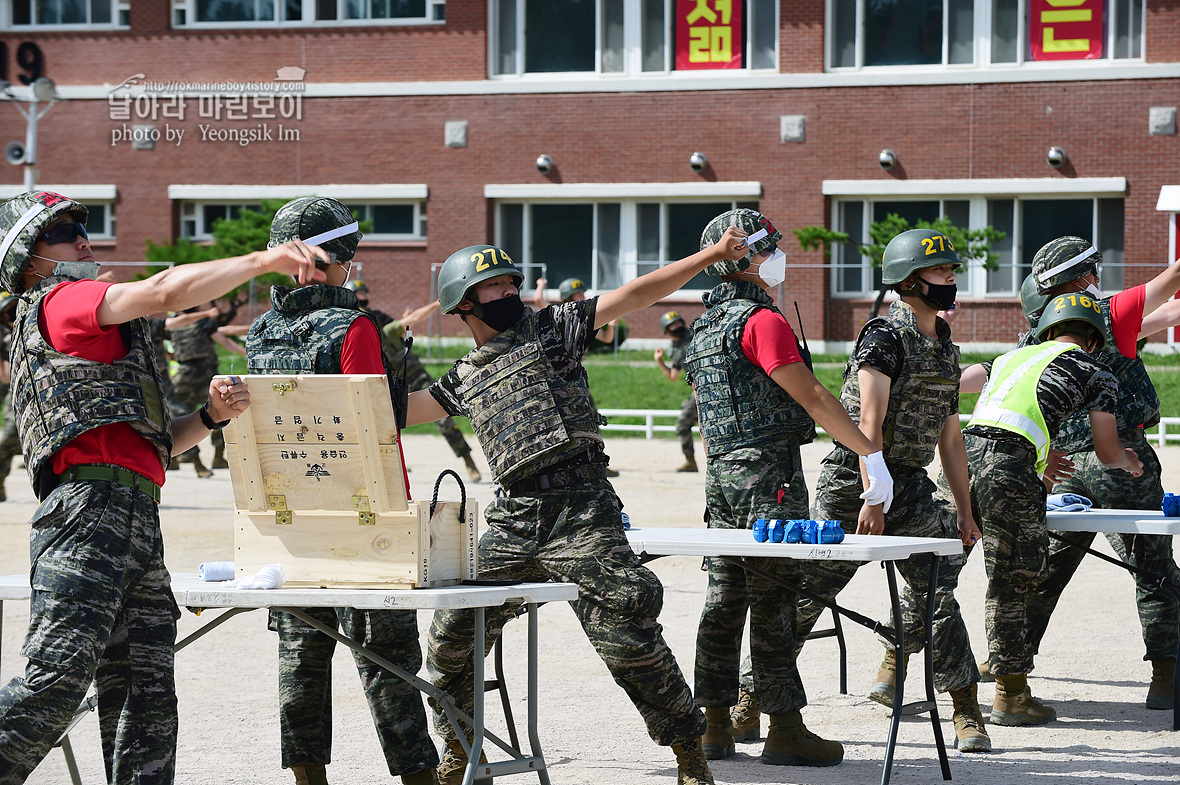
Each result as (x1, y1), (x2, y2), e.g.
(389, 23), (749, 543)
(39, 222), (88, 246)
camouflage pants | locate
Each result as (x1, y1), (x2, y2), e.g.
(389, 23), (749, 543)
(0, 397), (21, 484)
(696, 443), (808, 713)
(268, 608), (438, 774)
(173, 355), (224, 452)
(797, 448), (979, 692)
(675, 394), (697, 459)
(0, 479), (179, 785)
(964, 434), (1048, 676)
(427, 479), (703, 746)
(1029, 432), (1179, 662)
(406, 360), (472, 459)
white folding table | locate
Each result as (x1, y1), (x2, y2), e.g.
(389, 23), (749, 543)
(625, 527), (964, 785)
(1046, 509), (1180, 730)
(0, 573), (579, 785)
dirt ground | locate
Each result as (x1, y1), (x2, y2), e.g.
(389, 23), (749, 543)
(2, 434), (1178, 785)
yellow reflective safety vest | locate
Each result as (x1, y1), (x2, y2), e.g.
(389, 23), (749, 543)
(967, 342), (1079, 475)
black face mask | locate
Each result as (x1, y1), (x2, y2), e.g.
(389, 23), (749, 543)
(919, 280), (957, 312)
(477, 294), (525, 332)
(355, 297), (369, 309)
(669, 326), (687, 339)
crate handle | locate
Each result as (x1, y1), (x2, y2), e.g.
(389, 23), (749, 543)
(430, 469), (466, 523)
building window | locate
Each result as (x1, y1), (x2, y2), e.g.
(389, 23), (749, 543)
(832, 194), (1124, 298)
(85, 202), (116, 239)
(346, 202), (426, 240)
(9, 0), (129, 26)
(173, 0), (441, 25)
(492, 0), (777, 77)
(180, 202), (262, 240)
(496, 198), (755, 295)
(829, 0), (1143, 69)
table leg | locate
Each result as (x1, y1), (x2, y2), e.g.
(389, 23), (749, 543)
(528, 603), (552, 785)
(881, 562), (905, 785)
(464, 607), (486, 785)
(922, 558), (951, 780)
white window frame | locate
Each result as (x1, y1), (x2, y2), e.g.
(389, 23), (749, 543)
(824, 178), (1128, 299)
(487, 181), (762, 300)
(2, 0), (130, 28)
(0, 184), (116, 237)
(489, 0), (779, 79)
(171, 0), (443, 28)
(345, 202), (426, 241)
(826, 0), (1145, 71)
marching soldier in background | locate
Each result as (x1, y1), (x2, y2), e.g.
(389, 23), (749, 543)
(346, 279), (483, 482)
(654, 310), (699, 473)
(0, 189), (300, 785)
(247, 197), (438, 785)
(684, 209), (894, 769)
(792, 229), (987, 752)
(407, 229), (756, 785)
(961, 293), (1142, 725)
(0, 292), (22, 502)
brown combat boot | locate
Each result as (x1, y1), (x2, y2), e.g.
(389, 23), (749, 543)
(437, 738), (490, 785)
(671, 738), (715, 785)
(730, 688), (761, 742)
(211, 445), (229, 469)
(949, 684), (992, 752)
(462, 453), (482, 483)
(868, 647), (910, 708)
(676, 454), (698, 473)
(191, 454), (214, 478)
(991, 674), (1056, 726)
(701, 706), (734, 760)
(978, 657), (994, 682)
(1147, 658), (1176, 710)
(401, 767), (438, 785)
(762, 711), (843, 767)
(291, 764), (328, 785)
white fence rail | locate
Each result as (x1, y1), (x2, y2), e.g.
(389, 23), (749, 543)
(601, 409), (1180, 447)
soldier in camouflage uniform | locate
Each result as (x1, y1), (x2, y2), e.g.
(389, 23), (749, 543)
(0, 189), (318, 785)
(963, 293), (1141, 726)
(409, 229), (752, 785)
(685, 209), (894, 768)
(345, 280), (483, 482)
(1016, 236), (1180, 712)
(654, 310), (699, 472)
(0, 291), (22, 502)
(248, 198), (438, 785)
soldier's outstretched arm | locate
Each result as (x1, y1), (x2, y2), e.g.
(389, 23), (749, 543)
(1142, 255), (1180, 318)
(171, 375), (250, 455)
(97, 241), (327, 327)
(406, 389), (449, 427)
(1089, 409), (1144, 476)
(594, 227), (748, 329)
(1139, 298), (1180, 342)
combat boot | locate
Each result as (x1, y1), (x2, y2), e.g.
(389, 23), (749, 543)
(290, 765), (328, 785)
(401, 767), (438, 785)
(676, 454), (698, 473)
(191, 454), (214, 478)
(211, 444), (229, 469)
(730, 688), (761, 742)
(670, 738), (715, 785)
(991, 674), (1056, 726)
(701, 706), (734, 760)
(978, 657), (994, 682)
(0, 479), (6, 502)
(762, 711), (843, 767)
(949, 684), (991, 752)
(462, 453), (482, 483)
(437, 738), (490, 785)
(606, 466), (620, 477)
(1147, 658), (1176, 710)
(868, 648), (910, 708)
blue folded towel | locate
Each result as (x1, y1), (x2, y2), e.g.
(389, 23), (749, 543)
(198, 561), (235, 582)
(1046, 493), (1092, 512)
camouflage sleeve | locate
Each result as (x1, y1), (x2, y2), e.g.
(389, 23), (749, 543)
(539, 298), (596, 377)
(851, 321), (904, 381)
(1039, 351), (1117, 434)
(1082, 365), (1119, 415)
(427, 366), (468, 418)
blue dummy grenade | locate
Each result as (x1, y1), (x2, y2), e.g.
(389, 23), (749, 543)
(753, 518), (769, 542)
(1163, 494), (1180, 517)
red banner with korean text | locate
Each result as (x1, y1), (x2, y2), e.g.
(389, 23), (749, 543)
(1029, 0), (1104, 60)
(675, 0), (744, 70)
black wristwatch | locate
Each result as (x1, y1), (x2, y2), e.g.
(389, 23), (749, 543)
(199, 402), (230, 431)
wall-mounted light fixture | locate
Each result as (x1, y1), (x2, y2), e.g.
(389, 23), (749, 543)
(535, 154), (554, 174)
(878, 149), (898, 170)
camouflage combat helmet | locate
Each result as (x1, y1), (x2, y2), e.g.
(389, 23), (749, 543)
(1035, 292), (1107, 351)
(558, 277), (587, 302)
(268, 196), (362, 262)
(881, 228), (962, 286)
(699, 209), (781, 276)
(1032, 236), (1100, 295)
(1020, 272), (1052, 329)
(345, 279), (369, 293)
(660, 310), (685, 332)
(437, 244), (524, 315)
(0, 191), (88, 293)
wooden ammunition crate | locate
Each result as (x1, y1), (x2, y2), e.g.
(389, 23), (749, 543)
(224, 374), (478, 589)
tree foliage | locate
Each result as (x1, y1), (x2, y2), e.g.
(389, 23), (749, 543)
(859, 214), (1006, 272)
(792, 225), (849, 258)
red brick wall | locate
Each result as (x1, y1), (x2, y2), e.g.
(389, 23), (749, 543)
(1148, 0), (1180, 62)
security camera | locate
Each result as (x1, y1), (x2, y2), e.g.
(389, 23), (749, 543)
(689, 152), (709, 172)
(878, 149), (898, 170)
(535, 154), (554, 174)
(4, 141), (27, 166)
(1046, 146), (1067, 169)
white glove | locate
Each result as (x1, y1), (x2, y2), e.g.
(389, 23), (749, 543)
(859, 451), (894, 514)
